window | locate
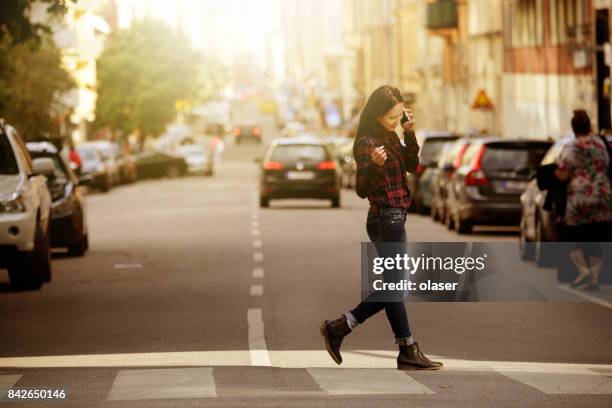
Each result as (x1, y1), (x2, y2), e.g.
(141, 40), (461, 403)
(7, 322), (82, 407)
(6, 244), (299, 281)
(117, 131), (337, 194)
(506, 0), (544, 48)
(0, 133), (19, 175)
(549, 0), (585, 45)
(270, 145), (329, 162)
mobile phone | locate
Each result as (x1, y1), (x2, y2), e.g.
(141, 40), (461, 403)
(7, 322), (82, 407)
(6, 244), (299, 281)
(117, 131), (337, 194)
(401, 110), (410, 125)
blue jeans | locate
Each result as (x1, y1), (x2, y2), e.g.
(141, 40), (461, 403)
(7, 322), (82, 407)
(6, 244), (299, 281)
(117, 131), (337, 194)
(350, 208), (412, 339)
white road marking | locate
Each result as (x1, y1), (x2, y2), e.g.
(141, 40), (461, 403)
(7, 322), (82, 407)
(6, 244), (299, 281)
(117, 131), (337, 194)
(253, 267), (264, 278)
(307, 368), (434, 395)
(247, 309), (271, 367)
(253, 252), (264, 262)
(252, 239), (263, 248)
(251, 221), (259, 228)
(0, 374), (22, 398)
(107, 368), (216, 400)
(114, 263), (143, 269)
(493, 363), (612, 394)
(251, 229), (260, 237)
(1, 350), (611, 375)
(557, 285), (612, 311)
(250, 285), (263, 296)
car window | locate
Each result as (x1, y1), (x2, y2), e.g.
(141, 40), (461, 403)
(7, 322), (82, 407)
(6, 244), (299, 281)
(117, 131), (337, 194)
(420, 137), (459, 164)
(540, 141), (566, 165)
(28, 151), (68, 182)
(0, 133), (19, 174)
(77, 147), (100, 162)
(12, 133), (33, 174)
(482, 143), (551, 173)
(270, 145), (328, 162)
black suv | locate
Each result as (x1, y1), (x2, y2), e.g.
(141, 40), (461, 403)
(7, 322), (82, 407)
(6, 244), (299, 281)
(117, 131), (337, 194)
(258, 137), (341, 208)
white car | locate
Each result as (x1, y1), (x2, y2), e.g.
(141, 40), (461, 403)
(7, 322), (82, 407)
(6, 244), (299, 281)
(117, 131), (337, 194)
(0, 123), (54, 290)
(174, 144), (214, 176)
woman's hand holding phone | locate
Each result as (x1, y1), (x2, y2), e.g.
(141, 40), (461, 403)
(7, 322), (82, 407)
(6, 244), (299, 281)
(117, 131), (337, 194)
(401, 108), (415, 132)
(371, 146), (387, 167)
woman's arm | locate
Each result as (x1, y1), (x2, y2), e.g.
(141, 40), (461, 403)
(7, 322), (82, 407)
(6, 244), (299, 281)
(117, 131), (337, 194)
(355, 137), (384, 199)
(401, 130), (420, 173)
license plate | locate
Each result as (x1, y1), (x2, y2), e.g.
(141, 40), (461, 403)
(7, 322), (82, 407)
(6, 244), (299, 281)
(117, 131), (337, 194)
(286, 171), (315, 180)
(494, 180), (528, 193)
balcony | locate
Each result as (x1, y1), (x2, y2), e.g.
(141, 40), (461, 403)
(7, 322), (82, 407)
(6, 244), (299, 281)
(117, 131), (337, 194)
(426, 0), (458, 30)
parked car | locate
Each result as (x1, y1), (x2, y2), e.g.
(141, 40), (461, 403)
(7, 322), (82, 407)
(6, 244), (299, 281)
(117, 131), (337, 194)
(520, 133), (612, 266)
(430, 139), (472, 225)
(234, 122), (262, 144)
(407, 132), (460, 213)
(257, 136), (342, 208)
(115, 146), (137, 184)
(76, 144), (112, 192)
(135, 151), (187, 179)
(82, 141), (121, 186)
(26, 142), (89, 257)
(446, 138), (552, 234)
(0, 123), (53, 289)
(174, 144), (214, 176)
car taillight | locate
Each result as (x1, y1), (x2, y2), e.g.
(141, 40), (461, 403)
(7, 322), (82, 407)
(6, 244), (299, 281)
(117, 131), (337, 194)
(234, 128), (241, 136)
(263, 161), (284, 170)
(253, 127), (261, 135)
(465, 169), (488, 186)
(465, 145), (488, 186)
(317, 161), (336, 170)
(415, 164), (425, 174)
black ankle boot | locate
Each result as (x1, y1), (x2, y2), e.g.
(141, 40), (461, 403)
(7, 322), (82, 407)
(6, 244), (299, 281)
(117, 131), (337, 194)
(320, 316), (352, 364)
(397, 340), (443, 370)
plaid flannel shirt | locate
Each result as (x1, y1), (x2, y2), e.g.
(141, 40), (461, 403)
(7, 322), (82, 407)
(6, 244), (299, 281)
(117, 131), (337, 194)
(355, 130), (420, 210)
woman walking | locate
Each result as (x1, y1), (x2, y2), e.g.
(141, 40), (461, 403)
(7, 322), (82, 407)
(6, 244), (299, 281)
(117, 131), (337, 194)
(320, 86), (442, 370)
(555, 110), (612, 291)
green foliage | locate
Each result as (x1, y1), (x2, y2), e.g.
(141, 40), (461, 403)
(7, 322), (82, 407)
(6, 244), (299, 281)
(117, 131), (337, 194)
(0, 0), (76, 46)
(0, 37), (75, 139)
(95, 20), (226, 138)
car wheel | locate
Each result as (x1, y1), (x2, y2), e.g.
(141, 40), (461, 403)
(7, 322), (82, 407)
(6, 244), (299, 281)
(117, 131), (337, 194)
(9, 222), (46, 290)
(260, 196), (270, 208)
(519, 217), (534, 261)
(419, 204), (430, 216)
(101, 177), (111, 192)
(331, 195), (341, 208)
(68, 233), (87, 257)
(456, 215), (472, 234)
(166, 166), (180, 178)
(431, 204), (439, 222)
(445, 209), (455, 230)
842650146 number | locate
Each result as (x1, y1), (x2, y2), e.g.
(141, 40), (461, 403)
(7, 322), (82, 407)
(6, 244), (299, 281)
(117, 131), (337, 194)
(4, 388), (67, 400)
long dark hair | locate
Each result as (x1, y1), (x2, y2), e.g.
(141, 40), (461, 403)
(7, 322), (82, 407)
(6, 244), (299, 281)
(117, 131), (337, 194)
(353, 85), (403, 157)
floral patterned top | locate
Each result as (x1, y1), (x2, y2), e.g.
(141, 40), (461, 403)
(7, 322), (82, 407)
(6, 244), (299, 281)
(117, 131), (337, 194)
(556, 136), (612, 226)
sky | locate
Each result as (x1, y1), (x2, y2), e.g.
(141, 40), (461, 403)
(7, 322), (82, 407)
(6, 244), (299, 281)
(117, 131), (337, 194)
(115, 0), (284, 73)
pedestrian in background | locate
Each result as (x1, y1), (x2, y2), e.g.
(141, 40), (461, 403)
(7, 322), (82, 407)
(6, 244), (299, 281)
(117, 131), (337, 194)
(320, 85), (442, 370)
(555, 110), (612, 291)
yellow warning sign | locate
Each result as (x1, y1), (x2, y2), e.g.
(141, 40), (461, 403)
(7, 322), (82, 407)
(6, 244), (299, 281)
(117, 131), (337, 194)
(471, 89), (494, 111)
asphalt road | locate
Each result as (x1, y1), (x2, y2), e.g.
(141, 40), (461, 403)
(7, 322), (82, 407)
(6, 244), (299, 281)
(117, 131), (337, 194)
(0, 116), (611, 407)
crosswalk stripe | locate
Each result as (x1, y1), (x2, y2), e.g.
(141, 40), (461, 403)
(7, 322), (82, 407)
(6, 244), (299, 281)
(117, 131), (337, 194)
(0, 374), (22, 399)
(307, 368), (434, 395)
(493, 364), (612, 394)
(107, 368), (216, 401)
(0, 350), (610, 373)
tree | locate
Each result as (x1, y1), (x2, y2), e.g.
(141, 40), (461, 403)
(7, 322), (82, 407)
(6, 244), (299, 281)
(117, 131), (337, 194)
(95, 20), (224, 140)
(0, 0), (76, 46)
(0, 37), (75, 139)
